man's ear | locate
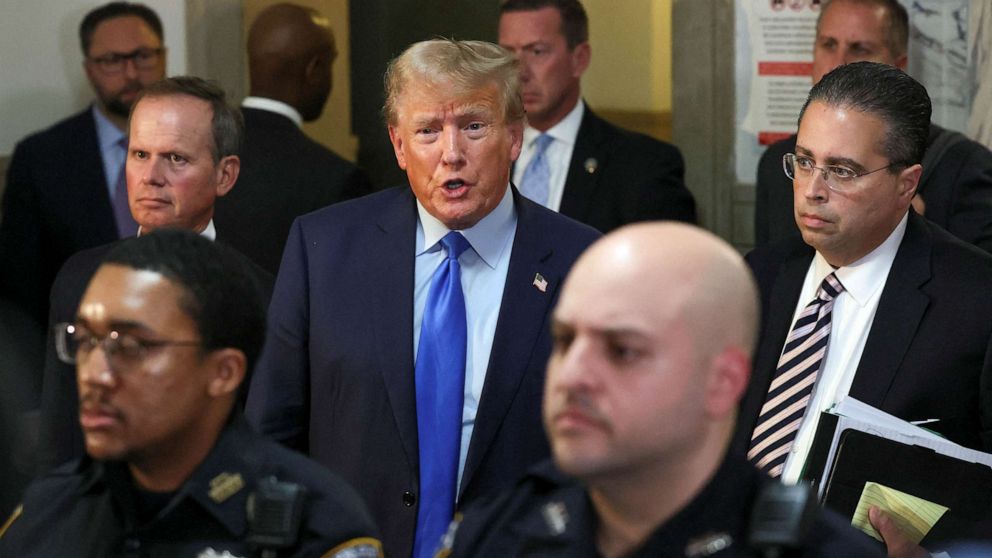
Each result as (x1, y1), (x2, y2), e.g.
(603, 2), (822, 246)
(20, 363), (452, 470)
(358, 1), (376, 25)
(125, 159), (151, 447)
(705, 346), (751, 419)
(570, 42), (591, 77)
(214, 155), (240, 197)
(206, 348), (246, 398)
(388, 125), (408, 170)
(896, 163), (922, 208)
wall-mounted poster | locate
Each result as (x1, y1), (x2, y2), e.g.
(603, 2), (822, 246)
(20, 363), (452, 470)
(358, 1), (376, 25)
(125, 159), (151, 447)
(734, 0), (972, 185)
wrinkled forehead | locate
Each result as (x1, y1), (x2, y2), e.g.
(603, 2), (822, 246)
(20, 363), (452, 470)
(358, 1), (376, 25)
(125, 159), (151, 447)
(395, 77), (505, 122)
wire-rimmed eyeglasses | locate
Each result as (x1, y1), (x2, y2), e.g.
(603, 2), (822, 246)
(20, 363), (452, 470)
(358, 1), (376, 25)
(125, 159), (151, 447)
(55, 322), (200, 371)
(783, 153), (896, 192)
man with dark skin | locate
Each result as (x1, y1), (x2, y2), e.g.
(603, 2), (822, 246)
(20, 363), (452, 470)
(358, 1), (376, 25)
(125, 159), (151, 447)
(213, 2), (374, 274)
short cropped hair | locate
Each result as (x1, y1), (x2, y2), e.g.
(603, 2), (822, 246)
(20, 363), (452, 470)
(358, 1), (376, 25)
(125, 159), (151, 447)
(818, 0), (908, 59)
(102, 229), (265, 373)
(80, 2), (163, 56)
(799, 61), (931, 168)
(498, 0), (589, 49)
(383, 39), (524, 127)
(132, 76), (244, 163)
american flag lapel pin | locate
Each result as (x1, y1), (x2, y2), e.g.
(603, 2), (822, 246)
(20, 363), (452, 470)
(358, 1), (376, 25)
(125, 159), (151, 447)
(533, 273), (548, 293)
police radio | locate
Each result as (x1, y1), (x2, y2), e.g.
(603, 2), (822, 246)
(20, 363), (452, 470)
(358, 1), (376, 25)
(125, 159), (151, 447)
(748, 481), (817, 558)
(247, 476), (307, 558)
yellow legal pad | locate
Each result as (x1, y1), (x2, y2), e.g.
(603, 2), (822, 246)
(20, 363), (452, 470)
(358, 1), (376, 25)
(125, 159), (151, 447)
(851, 482), (949, 543)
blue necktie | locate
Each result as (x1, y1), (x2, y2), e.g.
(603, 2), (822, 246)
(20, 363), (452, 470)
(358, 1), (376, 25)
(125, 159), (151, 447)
(413, 231), (470, 558)
(112, 137), (138, 238)
(520, 134), (553, 207)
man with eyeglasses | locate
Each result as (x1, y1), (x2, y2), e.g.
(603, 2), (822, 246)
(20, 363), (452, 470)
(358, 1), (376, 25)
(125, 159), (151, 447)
(0, 2), (167, 341)
(736, 61), (992, 553)
(0, 229), (383, 557)
(754, 0), (992, 254)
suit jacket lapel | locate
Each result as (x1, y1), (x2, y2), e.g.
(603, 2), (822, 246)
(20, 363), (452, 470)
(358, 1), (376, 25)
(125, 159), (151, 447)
(558, 108), (606, 221)
(369, 190), (420, 471)
(460, 190), (559, 494)
(850, 213), (931, 406)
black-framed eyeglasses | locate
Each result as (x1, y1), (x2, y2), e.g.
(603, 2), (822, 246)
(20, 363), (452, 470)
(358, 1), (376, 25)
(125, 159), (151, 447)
(87, 47), (164, 75)
(55, 322), (200, 371)
(783, 153), (896, 192)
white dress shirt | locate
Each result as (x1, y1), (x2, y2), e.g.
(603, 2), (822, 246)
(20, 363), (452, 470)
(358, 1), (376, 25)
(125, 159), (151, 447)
(780, 213), (908, 484)
(512, 100), (585, 211)
(413, 186), (517, 493)
(241, 96), (303, 128)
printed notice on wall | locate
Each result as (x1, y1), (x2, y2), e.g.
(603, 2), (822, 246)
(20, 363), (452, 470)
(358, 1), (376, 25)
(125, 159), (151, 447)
(734, 0), (972, 185)
(734, 0), (820, 185)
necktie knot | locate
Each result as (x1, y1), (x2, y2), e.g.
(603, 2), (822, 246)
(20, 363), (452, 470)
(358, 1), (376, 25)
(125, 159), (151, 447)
(441, 231), (471, 261)
(817, 272), (845, 302)
(532, 133), (553, 154)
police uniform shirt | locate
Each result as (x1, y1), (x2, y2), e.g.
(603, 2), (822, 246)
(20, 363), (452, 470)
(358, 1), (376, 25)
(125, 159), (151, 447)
(443, 453), (884, 558)
(0, 417), (383, 558)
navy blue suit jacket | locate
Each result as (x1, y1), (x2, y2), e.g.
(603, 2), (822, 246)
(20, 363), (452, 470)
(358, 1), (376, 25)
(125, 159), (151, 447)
(0, 108), (118, 328)
(736, 211), (992, 456)
(557, 107), (696, 232)
(246, 186), (600, 558)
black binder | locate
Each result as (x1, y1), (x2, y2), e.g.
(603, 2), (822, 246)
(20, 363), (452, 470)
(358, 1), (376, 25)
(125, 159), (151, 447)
(816, 429), (992, 544)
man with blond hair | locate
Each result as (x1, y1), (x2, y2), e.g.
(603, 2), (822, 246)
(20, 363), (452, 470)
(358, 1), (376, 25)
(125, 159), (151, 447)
(246, 39), (599, 558)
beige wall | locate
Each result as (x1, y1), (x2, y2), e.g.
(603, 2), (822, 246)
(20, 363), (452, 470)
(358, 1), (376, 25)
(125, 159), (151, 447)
(583, 0), (672, 113)
(242, 0), (359, 161)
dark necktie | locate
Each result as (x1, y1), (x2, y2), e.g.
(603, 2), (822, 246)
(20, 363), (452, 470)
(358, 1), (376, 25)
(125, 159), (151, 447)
(413, 231), (470, 558)
(748, 272), (845, 478)
(112, 137), (138, 238)
(520, 134), (553, 207)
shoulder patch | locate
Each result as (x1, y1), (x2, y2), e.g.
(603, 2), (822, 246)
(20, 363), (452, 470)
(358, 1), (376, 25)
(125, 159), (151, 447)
(0, 505), (23, 538)
(321, 537), (383, 558)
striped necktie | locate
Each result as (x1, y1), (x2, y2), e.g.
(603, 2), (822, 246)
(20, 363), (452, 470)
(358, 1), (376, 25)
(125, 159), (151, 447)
(747, 272), (845, 478)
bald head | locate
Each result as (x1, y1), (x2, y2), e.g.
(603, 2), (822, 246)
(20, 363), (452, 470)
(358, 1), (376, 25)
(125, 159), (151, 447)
(247, 3), (337, 121)
(565, 222), (759, 365)
(545, 223), (759, 483)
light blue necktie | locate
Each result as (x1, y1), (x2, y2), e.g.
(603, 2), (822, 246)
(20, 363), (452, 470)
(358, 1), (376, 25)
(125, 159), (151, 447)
(413, 231), (470, 558)
(520, 134), (553, 207)
(112, 137), (138, 238)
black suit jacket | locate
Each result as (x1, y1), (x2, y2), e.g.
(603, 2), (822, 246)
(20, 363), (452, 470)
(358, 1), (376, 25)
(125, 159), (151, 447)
(754, 126), (992, 251)
(245, 186), (600, 557)
(0, 108), (118, 327)
(553, 108), (696, 232)
(737, 212), (992, 455)
(213, 107), (374, 274)
(36, 235), (273, 472)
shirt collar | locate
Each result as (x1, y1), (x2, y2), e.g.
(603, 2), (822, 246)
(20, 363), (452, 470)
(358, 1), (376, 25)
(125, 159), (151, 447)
(91, 104), (126, 153)
(241, 96), (303, 128)
(137, 219), (217, 241)
(416, 185), (516, 269)
(523, 99), (585, 149)
(813, 212), (908, 306)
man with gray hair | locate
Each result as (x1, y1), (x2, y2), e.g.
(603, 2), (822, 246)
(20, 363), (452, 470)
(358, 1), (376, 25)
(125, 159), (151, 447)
(246, 39), (599, 558)
(38, 76), (272, 472)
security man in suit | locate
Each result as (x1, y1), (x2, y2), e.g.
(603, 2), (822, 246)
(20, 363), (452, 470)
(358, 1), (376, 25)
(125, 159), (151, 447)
(0, 2), (167, 332)
(245, 39), (601, 558)
(754, 0), (992, 252)
(497, 0), (696, 232)
(38, 76), (273, 472)
(443, 223), (883, 558)
(0, 229), (382, 557)
(214, 2), (374, 275)
(740, 62), (992, 555)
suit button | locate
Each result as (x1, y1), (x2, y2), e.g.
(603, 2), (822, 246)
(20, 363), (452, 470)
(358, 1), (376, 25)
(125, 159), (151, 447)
(403, 491), (416, 507)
